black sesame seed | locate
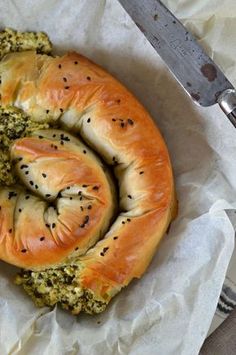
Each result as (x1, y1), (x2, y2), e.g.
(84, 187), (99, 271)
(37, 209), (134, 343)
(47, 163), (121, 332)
(128, 195), (132, 199)
(60, 108), (64, 113)
(25, 171), (29, 175)
(54, 145), (58, 150)
(122, 221), (125, 225)
(80, 224), (85, 228)
(100, 252), (104, 256)
(45, 194), (51, 198)
(113, 236), (118, 240)
(74, 61), (78, 65)
(112, 118), (116, 122)
(20, 164), (28, 169)
(19, 209), (22, 213)
(40, 236), (45, 241)
(60, 141), (64, 145)
(88, 205), (92, 210)
(38, 135), (43, 139)
(87, 118), (91, 123)
(21, 249), (27, 253)
(117, 99), (121, 104)
(87, 76), (91, 81)
(53, 134), (56, 138)
(70, 197), (72, 200)
(18, 157), (23, 161)
(67, 186), (70, 190)
(35, 185), (39, 189)
(29, 181), (34, 186)
(25, 195), (30, 200)
(83, 150), (87, 154)
(58, 64), (62, 69)
(82, 184), (88, 188)
(65, 86), (70, 90)
(75, 247), (79, 251)
(9, 229), (12, 233)
(42, 173), (47, 178)
(92, 186), (99, 190)
(52, 223), (56, 229)
(63, 77), (67, 82)
(46, 109), (50, 114)
(78, 191), (82, 195)
(139, 171), (144, 175)
(58, 192), (62, 198)
(46, 223), (50, 228)
(121, 122), (125, 128)
(127, 218), (131, 222)
(102, 247), (109, 254)
(79, 196), (83, 201)
(80, 206), (84, 211)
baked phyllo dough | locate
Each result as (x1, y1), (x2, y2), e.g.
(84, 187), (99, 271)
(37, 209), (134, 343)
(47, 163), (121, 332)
(0, 29), (177, 314)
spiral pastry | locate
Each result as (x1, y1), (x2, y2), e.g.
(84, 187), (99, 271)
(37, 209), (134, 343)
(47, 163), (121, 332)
(0, 33), (176, 314)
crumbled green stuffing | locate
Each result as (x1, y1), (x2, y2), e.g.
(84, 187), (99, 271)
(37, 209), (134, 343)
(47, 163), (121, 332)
(0, 27), (52, 60)
(0, 106), (49, 185)
(15, 264), (107, 315)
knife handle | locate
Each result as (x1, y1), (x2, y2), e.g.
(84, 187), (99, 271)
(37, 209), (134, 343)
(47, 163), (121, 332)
(218, 89), (236, 128)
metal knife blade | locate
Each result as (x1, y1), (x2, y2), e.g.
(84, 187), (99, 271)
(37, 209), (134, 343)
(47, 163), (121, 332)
(118, 0), (236, 127)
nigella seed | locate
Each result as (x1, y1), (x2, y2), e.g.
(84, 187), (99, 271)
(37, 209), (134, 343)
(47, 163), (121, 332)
(80, 206), (84, 211)
(25, 196), (30, 200)
(75, 247), (79, 251)
(128, 195), (132, 199)
(52, 223), (56, 229)
(19, 209), (22, 213)
(86, 76), (91, 81)
(25, 171), (29, 175)
(112, 118), (116, 122)
(42, 173), (47, 178)
(139, 171), (144, 175)
(45, 194), (51, 198)
(65, 86), (70, 90)
(84, 215), (89, 224)
(63, 77), (67, 82)
(46, 109), (50, 114)
(53, 134), (56, 137)
(79, 196), (83, 201)
(70, 197), (72, 200)
(122, 221), (125, 225)
(82, 184), (88, 188)
(46, 223), (50, 228)
(83, 150), (87, 154)
(127, 218), (131, 222)
(67, 186), (70, 190)
(60, 108), (63, 113)
(102, 247), (109, 254)
(35, 185), (39, 189)
(38, 135), (43, 139)
(58, 64), (62, 69)
(40, 236), (45, 241)
(88, 205), (92, 210)
(120, 122), (125, 128)
(29, 181), (34, 186)
(128, 118), (134, 125)
(78, 191), (82, 195)
(100, 252), (104, 256)
(21, 249), (27, 253)
(74, 61), (78, 65)
(87, 118), (91, 123)
(113, 236), (118, 240)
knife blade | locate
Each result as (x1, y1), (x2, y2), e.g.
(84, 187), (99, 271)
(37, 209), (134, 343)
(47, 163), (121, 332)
(118, 0), (236, 127)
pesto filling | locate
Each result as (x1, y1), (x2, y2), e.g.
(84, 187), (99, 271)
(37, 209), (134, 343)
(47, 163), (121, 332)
(0, 27), (52, 60)
(15, 265), (107, 315)
(0, 106), (49, 186)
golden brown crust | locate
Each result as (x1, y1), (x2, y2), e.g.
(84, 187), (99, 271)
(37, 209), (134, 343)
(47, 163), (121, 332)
(0, 50), (176, 299)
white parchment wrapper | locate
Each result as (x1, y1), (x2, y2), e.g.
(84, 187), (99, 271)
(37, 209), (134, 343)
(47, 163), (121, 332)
(0, 1), (236, 354)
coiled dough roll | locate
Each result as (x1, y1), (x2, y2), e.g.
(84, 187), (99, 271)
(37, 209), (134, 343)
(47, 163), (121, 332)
(0, 50), (176, 314)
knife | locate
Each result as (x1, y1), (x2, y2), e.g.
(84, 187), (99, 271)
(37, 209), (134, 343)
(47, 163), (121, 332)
(118, 0), (236, 128)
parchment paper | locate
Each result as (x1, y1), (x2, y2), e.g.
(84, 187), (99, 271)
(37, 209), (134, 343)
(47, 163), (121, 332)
(0, 1), (236, 354)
